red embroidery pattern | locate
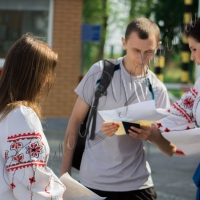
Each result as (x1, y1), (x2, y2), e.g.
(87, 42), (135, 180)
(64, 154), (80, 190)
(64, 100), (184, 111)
(183, 97), (194, 109)
(190, 87), (198, 97)
(26, 142), (43, 158)
(11, 142), (23, 150)
(6, 160), (46, 172)
(172, 102), (192, 123)
(164, 128), (170, 132)
(13, 154), (24, 162)
(29, 168), (36, 200)
(8, 132), (42, 142)
(29, 177), (36, 184)
(52, 179), (65, 198)
(45, 174), (52, 200)
(156, 123), (162, 128)
(10, 182), (16, 189)
(5, 150), (8, 159)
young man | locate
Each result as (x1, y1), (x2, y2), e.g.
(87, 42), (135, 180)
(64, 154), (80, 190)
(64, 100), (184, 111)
(60, 18), (176, 200)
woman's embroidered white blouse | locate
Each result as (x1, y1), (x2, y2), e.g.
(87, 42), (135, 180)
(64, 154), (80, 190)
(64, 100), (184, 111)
(0, 105), (65, 200)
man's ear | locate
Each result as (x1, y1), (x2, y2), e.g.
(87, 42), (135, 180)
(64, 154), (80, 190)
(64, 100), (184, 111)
(121, 37), (127, 50)
(157, 41), (162, 49)
(154, 41), (162, 54)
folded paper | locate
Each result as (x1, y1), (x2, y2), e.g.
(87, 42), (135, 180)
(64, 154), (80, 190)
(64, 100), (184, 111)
(98, 100), (169, 135)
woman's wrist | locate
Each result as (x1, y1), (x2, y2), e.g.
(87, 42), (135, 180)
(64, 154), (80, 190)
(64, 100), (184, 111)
(149, 124), (162, 143)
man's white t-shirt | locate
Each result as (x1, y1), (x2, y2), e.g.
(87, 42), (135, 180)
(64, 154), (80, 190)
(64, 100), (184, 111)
(75, 57), (170, 191)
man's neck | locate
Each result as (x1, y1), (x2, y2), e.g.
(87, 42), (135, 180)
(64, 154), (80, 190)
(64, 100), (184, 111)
(122, 56), (147, 76)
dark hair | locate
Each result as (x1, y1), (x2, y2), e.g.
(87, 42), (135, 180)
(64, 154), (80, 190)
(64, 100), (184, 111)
(0, 33), (58, 120)
(184, 17), (200, 42)
(125, 18), (160, 42)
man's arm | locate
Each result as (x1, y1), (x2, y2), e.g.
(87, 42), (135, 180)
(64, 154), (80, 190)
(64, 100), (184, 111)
(60, 96), (90, 176)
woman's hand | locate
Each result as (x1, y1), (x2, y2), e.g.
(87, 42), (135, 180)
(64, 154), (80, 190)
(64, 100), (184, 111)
(102, 122), (120, 136)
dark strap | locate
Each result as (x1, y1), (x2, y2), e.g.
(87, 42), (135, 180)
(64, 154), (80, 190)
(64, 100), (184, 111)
(86, 59), (119, 140)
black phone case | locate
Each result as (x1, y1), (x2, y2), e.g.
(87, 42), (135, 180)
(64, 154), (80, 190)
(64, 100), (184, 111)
(122, 121), (140, 134)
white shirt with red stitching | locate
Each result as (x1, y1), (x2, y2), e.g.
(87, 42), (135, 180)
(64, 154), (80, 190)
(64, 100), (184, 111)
(156, 77), (200, 154)
(0, 105), (65, 200)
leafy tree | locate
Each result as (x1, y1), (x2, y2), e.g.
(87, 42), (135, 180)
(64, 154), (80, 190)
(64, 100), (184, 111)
(152, 0), (199, 64)
(82, 0), (109, 67)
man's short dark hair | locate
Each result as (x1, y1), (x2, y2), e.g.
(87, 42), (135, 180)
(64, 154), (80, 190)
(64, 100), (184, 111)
(125, 18), (160, 42)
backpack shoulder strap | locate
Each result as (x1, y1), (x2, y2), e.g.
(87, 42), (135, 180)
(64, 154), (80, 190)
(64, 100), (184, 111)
(87, 59), (119, 140)
(146, 77), (154, 100)
(95, 59), (119, 98)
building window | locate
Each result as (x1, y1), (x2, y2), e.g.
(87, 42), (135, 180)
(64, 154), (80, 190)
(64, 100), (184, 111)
(0, 0), (53, 66)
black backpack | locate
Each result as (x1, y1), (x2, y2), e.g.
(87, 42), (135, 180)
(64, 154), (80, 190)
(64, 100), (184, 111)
(72, 59), (120, 170)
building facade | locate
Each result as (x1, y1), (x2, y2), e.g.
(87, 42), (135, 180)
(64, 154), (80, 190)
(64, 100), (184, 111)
(0, 0), (82, 117)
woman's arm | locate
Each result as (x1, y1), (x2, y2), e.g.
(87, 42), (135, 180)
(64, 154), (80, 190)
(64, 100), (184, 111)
(128, 124), (176, 157)
(4, 106), (65, 200)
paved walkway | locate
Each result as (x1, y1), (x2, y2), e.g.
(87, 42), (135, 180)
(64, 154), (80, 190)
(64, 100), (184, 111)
(43, 118), (199, 200)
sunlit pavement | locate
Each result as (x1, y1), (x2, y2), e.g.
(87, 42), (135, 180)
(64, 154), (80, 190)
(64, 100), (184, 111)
(44, 118), (198, 200)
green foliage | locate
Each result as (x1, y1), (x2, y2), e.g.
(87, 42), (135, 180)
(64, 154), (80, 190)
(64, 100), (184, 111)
(82, 0), (199, 87)
(82, 0), (104, 24)
(128, 0), (154, 20)
(153, 0), (199, 51)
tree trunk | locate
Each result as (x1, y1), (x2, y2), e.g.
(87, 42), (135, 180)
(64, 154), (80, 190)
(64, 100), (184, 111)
(96, 0), (108, 61)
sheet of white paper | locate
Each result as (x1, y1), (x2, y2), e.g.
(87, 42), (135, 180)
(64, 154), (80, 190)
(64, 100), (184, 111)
(98, 100), (169, 135)
(60, 172), (105, 200)
(162, 128), (200, 155)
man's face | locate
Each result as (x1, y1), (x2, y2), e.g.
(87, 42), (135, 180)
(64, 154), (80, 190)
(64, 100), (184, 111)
(122, 32), (160, 68)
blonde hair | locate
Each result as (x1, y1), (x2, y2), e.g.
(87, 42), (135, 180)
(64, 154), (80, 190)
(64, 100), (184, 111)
(0, 33), (58, 120)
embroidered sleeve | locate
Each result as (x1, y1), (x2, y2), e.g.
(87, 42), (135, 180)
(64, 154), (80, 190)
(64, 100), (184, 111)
(4, 108), (65, 200)
(156, 86), (198, 132)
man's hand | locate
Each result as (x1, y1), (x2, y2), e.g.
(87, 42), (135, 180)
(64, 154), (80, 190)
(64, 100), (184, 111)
(128, 124), (176, 157)
(128, 124), (160, 142)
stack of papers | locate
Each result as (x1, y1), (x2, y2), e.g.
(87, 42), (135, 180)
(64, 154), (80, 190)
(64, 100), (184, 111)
(98, 100), (169, 135)
(60, 173), (105, 200)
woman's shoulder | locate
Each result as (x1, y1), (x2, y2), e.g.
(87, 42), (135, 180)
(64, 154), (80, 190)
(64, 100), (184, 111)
(8, 105), (37, 120)
(5, 105), (41, 128)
